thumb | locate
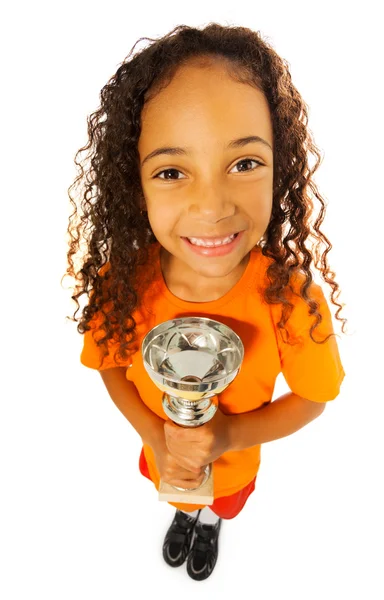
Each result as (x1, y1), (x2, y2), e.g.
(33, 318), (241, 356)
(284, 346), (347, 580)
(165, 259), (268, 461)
(164, 420), (178, 436)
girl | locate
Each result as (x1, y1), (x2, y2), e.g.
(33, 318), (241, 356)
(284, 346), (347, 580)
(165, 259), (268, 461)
(64, 23), (347, 582)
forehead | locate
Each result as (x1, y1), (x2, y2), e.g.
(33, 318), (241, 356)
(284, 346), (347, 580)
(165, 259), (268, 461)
(139, 61), (273, 148)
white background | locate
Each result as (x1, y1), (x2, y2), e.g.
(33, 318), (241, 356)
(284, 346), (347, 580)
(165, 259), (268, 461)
(1, 1), (383, 598)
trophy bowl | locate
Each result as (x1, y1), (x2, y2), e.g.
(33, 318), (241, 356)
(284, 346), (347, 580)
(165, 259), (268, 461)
(141, 317), (244, 504)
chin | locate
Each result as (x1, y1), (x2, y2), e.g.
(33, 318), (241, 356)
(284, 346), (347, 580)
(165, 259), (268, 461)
(187, 257), (242, 277)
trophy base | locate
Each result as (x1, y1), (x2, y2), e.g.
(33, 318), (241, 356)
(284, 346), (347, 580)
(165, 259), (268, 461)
(158, 471), (214, 505)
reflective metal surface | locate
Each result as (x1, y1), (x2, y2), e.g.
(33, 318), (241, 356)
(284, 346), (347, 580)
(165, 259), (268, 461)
(141, 317), (244, 491)
(142, 317), (244, 403)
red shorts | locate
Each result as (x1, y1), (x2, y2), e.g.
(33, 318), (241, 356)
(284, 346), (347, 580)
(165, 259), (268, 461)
(138, 448), (256, 520)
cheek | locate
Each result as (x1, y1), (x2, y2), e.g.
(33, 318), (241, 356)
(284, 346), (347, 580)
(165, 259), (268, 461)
(258, 195), (273, 224)
(241, 185), (273, 225)
(146, 200), (179, 235)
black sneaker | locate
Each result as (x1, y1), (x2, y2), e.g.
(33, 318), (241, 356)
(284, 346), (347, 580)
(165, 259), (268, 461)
(186, 518), (222, 581)
(162, 509), (201, 567)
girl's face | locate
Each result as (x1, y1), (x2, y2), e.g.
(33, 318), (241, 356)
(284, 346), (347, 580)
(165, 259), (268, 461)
(138, 59), (274, 290)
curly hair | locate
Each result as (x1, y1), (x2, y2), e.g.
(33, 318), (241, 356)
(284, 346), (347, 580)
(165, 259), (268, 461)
(63, 22), (347, 369)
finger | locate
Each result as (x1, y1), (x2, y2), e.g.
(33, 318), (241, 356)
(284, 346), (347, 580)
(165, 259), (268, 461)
(164, 421), (183, 436)
(165, 421), (205, 442)
(167, 473), (206, 489)
(173, 457), (204, 474)
(170, 461), (206, 479)
(175, 464), (202, 477)
(180, 478), (205, 490)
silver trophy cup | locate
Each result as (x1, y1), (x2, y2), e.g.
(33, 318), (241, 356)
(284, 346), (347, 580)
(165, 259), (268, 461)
(141, 317), (244, 505)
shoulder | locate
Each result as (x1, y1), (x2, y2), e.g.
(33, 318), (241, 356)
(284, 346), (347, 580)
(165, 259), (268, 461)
(253, 252), (333, 338)
(253, 248), (326, 306)
(96, 243), (160, 286)
(282, 273), (333, 343)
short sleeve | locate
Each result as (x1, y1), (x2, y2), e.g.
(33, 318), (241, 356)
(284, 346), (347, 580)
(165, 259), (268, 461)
(80, 312), (132, 371)
(274, 281), (345, 402)
(79, 262), (133, 371)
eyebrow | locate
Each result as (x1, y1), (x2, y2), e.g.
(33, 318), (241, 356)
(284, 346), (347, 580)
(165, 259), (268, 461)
(141, 135), (273, 167)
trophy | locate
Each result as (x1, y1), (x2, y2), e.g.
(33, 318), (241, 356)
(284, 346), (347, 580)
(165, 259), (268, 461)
(141, 317), (244, 505)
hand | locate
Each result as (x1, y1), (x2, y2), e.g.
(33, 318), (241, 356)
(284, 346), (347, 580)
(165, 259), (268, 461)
(164, 406), (233, 472)
(152, 435), (207, 489)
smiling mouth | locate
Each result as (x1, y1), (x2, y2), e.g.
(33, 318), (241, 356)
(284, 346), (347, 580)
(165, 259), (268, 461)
(182, 232), (240, 247)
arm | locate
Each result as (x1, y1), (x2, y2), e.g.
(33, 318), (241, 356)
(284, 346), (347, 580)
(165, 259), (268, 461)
(227, 391), (326, 452)
(98, 366), (165, 450)
(163, 392), (326, 471)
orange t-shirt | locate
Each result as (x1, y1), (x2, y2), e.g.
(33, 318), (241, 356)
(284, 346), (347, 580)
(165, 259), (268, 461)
(80, 242), (345, 503)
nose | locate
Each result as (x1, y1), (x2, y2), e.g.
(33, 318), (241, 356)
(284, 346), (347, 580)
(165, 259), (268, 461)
(187, 183), (236, 223)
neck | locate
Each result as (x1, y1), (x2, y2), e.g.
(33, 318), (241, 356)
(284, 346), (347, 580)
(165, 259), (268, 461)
(159, 247), (250, 303)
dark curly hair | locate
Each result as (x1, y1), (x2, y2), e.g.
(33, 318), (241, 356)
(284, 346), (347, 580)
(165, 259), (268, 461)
(63, 22), (347, 369)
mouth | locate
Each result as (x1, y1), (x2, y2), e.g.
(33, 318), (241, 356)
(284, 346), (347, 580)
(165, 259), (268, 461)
(182, 232), (240, 247)
(180, 231), (244, 256)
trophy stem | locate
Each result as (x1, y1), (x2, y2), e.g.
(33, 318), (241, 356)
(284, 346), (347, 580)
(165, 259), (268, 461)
(159, 392), (217, 504)
(171, 463), (212, 492)
(141, 316), (244, 506)
(158, 463), (214, 505)
(162, 392), (218, 427)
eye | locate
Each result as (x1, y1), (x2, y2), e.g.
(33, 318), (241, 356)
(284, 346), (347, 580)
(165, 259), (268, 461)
(230, 158), (263, 173)
(153, 158), (263, 180)
(154, 168), (186, 181)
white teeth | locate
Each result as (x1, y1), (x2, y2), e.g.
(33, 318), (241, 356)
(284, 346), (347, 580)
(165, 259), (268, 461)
(187, 234), (236, 247)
